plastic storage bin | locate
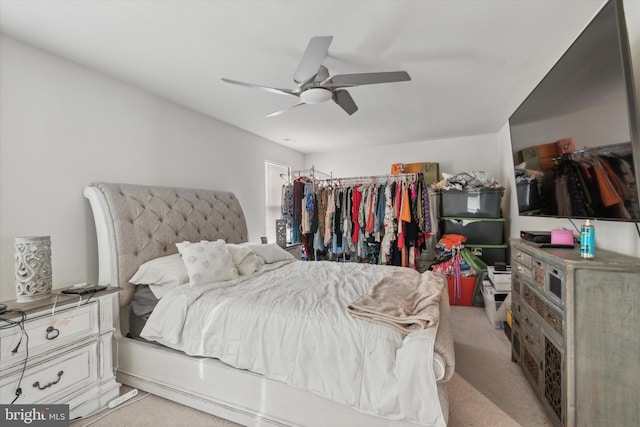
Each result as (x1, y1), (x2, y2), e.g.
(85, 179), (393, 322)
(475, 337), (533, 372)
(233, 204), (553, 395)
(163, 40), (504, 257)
(466, 243), (508, 266)
(516, 180), (541, 213)
(487, 265), (512, 292)
(446, 275), (476, 306)
(440, 217), (504, 245)
(440, 188), (503, 218)
(481, 280), (512, 328)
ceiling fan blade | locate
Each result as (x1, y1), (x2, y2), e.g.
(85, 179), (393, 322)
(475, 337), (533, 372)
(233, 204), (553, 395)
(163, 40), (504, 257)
(221, 78), (298, 97)
(265, 102), (306, 118)
(332, 89), (358, 115)
(293, 36), (333, 86)
(327, 71), (411, 87)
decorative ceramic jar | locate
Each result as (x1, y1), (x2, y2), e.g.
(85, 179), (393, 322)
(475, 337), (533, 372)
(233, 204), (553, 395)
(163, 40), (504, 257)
(15, 236), (52, 302)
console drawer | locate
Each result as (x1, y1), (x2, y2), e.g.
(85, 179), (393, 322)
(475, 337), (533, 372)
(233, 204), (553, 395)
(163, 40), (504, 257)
(513, 261), (532, 283)
(532, 259), (545, 291)
(522, 285), (563, 336)
(522, 322), (541, 361)
(512, 248), (532, 269)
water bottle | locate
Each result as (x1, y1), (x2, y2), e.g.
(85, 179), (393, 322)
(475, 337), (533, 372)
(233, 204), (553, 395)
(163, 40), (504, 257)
(580, 219), (595, 259)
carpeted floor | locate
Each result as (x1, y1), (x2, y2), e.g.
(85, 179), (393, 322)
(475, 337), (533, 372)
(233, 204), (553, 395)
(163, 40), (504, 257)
(71, 306), (551, 427)
(447, 306), (551, 427)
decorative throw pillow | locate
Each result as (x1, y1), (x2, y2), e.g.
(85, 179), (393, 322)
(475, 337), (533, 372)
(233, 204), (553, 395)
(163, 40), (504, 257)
(248, 243), (296, 264)
(226, 243), (265, 276)
(176, 240), (239, 286)
(129, 253), (189, 287)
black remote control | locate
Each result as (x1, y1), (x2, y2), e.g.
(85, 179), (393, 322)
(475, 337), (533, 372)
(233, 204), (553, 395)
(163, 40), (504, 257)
(538, 244), (575, 249)
(61, 285), (107, 295)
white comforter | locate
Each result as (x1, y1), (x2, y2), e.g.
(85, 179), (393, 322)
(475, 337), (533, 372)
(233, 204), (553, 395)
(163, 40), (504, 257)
(141, 260), (446, 426)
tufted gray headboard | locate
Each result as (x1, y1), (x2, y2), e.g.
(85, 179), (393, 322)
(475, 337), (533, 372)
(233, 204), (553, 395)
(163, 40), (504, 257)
(84, 182), (248, 305)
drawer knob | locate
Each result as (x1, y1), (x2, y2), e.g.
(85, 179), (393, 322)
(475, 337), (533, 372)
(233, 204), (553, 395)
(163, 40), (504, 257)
(33, 370), (64, 390)
(46, 326), (60, 340)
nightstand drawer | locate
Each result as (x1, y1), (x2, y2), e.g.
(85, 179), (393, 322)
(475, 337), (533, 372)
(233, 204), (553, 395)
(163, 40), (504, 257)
(0, 340), (98, 405)
(0, 302), (99, 364)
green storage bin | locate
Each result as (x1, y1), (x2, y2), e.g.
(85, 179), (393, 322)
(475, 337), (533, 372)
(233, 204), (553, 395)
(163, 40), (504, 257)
(465, 243), (508, 266)
(441, 217), (505, 245)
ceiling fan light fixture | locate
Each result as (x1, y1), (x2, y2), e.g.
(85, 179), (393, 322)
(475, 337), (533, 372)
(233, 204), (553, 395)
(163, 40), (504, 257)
(300, 88), (332, 104)
(222, 36), (411, 116)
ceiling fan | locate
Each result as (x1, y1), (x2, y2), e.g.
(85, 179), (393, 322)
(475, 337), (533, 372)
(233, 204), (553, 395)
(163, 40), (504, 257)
(221, 36), (411, 117)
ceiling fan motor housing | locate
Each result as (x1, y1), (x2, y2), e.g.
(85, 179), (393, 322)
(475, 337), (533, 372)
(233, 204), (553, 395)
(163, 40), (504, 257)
(300, 87), (333, 104)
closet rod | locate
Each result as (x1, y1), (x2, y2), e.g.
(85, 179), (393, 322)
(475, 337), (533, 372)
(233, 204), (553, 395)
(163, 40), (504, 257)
(560, 141), (632, 159)
(319, 172), (419, 184)
(281, 166), (332, 182)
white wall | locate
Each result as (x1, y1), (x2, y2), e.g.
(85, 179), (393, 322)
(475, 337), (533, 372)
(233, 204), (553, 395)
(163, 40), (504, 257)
(305, 133), (505, 185)
(307, 112), (640, 259)
(307, 0), (640, 260)
(0, 36), (304, 301)
(305, 133), (509, 224)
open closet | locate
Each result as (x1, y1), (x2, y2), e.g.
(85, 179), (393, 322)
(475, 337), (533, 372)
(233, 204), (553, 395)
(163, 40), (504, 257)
(282, 169), (439, 270)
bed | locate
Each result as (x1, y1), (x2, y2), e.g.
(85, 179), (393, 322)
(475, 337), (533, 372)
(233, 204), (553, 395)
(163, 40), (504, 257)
(84, 182), (455, 427)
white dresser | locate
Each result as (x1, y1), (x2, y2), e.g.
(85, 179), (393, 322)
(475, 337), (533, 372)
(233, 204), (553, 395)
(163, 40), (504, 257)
(510, 238), (640, 427)
(0, 289), (121, 419)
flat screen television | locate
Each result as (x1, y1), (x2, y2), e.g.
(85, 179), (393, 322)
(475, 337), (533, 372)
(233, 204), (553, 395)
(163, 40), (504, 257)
(509, 0), (640, 222)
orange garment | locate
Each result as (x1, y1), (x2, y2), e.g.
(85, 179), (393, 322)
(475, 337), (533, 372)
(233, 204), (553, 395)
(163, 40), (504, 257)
(400, 183), (411, 223)
(398, 183), (412, 258)
(592, 161), (622, 207)
(440, 234), (467, 250)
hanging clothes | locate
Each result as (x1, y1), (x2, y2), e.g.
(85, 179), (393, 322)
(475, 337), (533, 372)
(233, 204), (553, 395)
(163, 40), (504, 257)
(278, 173), (427, 269)
(281, 183), (293, 230)
(351, 184), (363, 243)
(291, 179), (305, 243)
(325, 188), (335, 246)
(380, 183), (396, 264)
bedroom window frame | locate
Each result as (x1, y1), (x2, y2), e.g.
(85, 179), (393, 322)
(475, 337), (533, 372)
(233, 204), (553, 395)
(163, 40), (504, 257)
(265, 161), (290, 244)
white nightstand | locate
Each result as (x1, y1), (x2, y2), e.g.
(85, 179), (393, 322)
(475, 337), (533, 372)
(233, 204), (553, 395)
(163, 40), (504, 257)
(0, 289), (121, 419)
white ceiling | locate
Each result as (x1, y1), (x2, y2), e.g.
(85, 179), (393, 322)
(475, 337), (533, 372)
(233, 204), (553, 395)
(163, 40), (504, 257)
(0, 0), (609, 154)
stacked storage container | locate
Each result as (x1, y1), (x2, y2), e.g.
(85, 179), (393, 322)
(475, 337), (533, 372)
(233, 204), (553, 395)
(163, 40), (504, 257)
(481, 266), (512, 329)
(439, 188), (507, 266)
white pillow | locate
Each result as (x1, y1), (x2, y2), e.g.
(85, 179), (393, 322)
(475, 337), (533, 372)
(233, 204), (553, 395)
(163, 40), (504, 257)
(148, 283), (176, 299)
(129, 253), (189, 287)
(226, 243), (265, 276)
(248, 243), (296, 264)
(176, 240), (239, 286)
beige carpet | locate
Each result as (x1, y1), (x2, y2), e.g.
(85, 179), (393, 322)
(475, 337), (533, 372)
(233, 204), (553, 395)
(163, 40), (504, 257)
(71, 306), (551, 427)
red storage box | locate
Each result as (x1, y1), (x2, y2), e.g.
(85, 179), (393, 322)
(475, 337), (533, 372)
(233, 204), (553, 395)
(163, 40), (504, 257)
(447, 275), (476, 306)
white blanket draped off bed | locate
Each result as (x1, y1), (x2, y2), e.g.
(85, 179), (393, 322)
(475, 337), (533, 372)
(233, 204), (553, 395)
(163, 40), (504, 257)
(141, 260), (447, 426)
